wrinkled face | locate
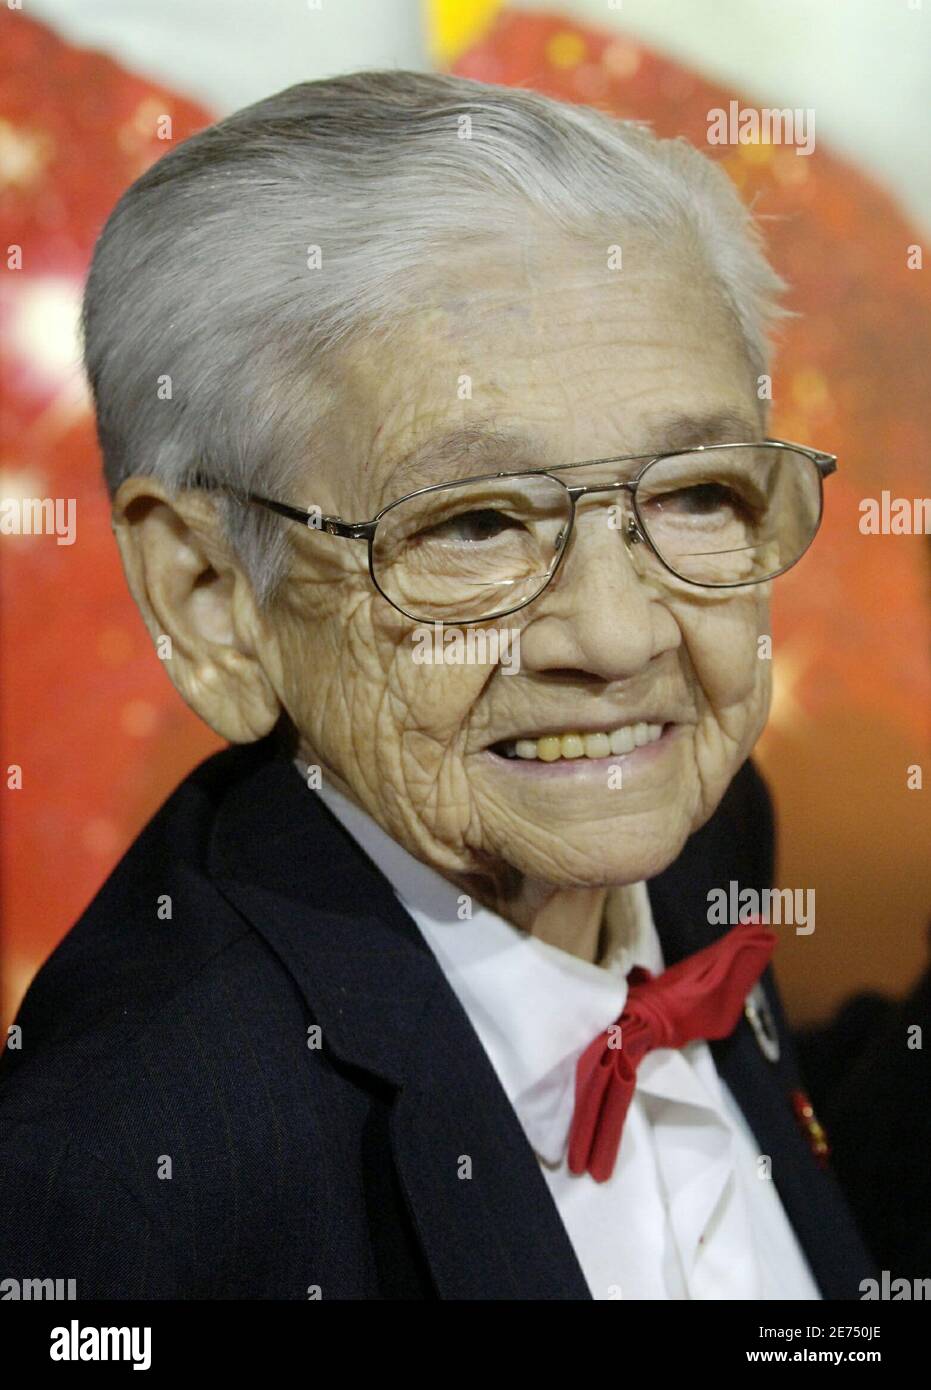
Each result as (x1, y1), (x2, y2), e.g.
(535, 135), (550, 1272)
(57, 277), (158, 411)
(268, 229), (772, 891)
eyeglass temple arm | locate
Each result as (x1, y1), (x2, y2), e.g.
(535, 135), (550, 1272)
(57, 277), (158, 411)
(247, 492), (373, 540)
(767, 439), (838, 476)
(190, 473), (373, 539)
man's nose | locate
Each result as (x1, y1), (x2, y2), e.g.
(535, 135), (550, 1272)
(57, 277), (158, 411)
(517, 501), (680, 680)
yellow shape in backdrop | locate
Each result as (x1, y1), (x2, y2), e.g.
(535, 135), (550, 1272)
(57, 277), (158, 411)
(425, 0), (504, 68)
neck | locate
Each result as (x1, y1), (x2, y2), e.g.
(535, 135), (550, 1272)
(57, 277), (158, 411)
(447, 869), (648, 968)
(452, 871), (611, 963)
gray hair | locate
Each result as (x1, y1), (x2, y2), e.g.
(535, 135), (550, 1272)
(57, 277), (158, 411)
(82, 69), (788, 605)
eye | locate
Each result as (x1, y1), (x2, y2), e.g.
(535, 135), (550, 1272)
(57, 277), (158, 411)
(418, 508), (523, 544)
(649, 482), (752, 518)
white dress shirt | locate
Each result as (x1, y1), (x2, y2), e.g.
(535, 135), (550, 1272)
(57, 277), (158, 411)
(308, 771), (821, 1301)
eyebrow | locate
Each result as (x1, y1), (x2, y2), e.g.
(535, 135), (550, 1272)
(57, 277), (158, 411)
(381, 409), (763, 495)
(648, 409), (763, 452)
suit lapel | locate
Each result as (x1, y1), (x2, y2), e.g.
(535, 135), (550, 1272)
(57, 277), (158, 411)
(208, 743), (590, 1299)
(387, 984), (591, 1298)
(707, 1019), (875, 1299)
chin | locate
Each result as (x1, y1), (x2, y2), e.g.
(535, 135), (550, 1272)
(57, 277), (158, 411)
(487, 808), (695, 889)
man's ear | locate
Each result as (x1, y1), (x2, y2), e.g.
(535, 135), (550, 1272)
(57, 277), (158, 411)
(112, 476), (284, 743)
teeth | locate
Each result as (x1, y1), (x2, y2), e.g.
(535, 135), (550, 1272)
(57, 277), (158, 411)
(500, 723), (665, 762)
(610, 726), (635, 756)
(583, 732), (611, 760)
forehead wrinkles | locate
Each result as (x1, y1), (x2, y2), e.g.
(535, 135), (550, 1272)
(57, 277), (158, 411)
(336, 233), (749, 509)
(377, 240), (733, 403)
(376, 420), (558, 499)
(445, 227), (699, 310)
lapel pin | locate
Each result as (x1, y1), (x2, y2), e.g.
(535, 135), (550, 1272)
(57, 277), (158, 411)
(790, 1088), (831, 1168)
(744, 982), (781, 1064)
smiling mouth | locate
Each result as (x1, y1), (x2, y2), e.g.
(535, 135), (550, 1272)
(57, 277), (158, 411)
(490, 721), (671, 763)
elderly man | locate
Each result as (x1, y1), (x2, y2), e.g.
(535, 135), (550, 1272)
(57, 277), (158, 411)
(0, 71), (874, 1300)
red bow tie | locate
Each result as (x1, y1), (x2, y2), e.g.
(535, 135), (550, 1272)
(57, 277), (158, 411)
(568, 922), (777, 1183)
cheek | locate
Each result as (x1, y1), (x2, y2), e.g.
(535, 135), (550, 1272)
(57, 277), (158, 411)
(280, 591), (490, 780)
(676, 591), (772, 733)
(390, 638), (490, 740)
(271, 587), (378, 756)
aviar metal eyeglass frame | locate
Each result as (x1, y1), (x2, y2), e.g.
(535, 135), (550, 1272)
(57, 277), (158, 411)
(195, 437), (837, 625)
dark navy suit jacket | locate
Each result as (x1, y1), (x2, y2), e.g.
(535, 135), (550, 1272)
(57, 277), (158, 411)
(0, 737), (875, 1299)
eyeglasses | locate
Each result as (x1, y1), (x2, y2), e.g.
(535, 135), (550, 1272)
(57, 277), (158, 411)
(196, 438), (837, 625)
